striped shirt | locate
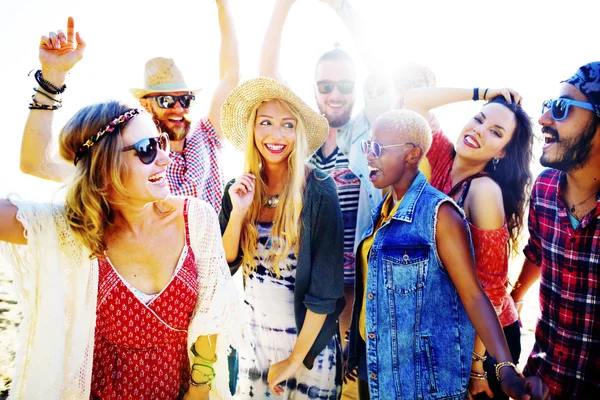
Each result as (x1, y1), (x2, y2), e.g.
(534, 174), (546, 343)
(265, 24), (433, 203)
(310, 147), (360, 286)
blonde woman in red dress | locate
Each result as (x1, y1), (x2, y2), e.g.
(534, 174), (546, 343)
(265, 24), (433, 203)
(405, 87), (534, 400)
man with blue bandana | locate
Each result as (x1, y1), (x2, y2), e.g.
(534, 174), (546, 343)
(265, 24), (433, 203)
(511, 62), (600, 399)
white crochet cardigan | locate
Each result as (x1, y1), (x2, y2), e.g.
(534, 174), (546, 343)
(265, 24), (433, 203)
(0, 197), (241, 400)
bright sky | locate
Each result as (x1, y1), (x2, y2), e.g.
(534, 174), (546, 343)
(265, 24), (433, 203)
(1, 0), (598, 200)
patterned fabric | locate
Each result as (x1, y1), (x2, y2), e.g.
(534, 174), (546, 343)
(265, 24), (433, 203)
(238, 222), (340, 399)
(310, 147), (360, 286)
(523, 168), (600, 398)
(168, 118), (224, 212)
(91, 200), (198, 399)
(563, 61), (600, 118)
(426, 131), (518, 326)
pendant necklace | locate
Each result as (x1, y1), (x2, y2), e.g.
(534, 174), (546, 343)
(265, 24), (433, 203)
(568, 191), (598, 213)
(265, 194), (280, 208)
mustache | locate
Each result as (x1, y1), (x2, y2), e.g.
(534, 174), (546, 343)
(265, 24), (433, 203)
(542, 126), (559, 141)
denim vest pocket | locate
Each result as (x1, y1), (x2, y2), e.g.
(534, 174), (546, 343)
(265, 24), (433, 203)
(421, 335), (439, 394)
(383, 245), (429, 294)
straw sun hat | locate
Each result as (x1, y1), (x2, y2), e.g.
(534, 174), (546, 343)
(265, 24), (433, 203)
(129, 57), (202, 99)
(221, 77), (328, 154)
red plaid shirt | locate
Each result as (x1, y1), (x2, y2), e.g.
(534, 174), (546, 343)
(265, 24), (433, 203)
(523, 168), (600, 399)
(167, 118), (223, 212)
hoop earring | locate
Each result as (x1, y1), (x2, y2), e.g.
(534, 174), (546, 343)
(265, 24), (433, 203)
(492, 157), (500, 171)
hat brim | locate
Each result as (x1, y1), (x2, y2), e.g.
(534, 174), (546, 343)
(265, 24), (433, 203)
(129, 87), (202, 99)
(221, 77), (328, 155)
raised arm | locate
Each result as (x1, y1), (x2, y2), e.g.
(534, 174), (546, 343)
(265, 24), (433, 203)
(435, 203), (548, 400)
(258, 0), (296, 82)
(404, 87), (523, 122)
(20, 17), (85, 182)
(207, 0), (239, 142)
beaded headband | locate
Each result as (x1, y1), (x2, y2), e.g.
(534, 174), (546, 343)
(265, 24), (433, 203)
(73, 108), (143, 166)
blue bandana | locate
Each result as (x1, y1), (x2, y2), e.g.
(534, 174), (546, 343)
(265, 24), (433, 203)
(563, 62), (600, 118)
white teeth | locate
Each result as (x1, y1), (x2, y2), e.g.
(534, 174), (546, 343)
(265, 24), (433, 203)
(368, 166), (380, 172)
(148, 172), (165, 183)
(465, 135), (480, 148)
(169, 117), (183, 121)
(266, 144), (284, 151)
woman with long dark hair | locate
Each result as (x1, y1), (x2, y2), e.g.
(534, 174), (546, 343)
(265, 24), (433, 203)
(405, 87), (534, 400)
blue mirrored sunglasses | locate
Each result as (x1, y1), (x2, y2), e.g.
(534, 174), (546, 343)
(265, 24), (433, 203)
(542, 98), (594, 121)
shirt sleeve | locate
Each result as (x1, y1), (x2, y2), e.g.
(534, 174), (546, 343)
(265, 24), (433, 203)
(218, 179), (243, 275)
(523, 183), (542, 266)
(303, 174), (345, 315)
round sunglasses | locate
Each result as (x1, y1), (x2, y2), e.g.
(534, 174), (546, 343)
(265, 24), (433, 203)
(542, 98), (594, 121)
(316, 80), (355, 95)
(361, 139), (416, 158)
(145, 94), (195, 109)
(122, 133), (170, 164)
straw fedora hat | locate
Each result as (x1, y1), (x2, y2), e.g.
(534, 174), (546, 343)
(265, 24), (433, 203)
(129, 57), (202, 99)
(221, 77), (328, 155)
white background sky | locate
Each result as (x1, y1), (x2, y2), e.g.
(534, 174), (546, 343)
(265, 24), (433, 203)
(0, 0), (598, 200)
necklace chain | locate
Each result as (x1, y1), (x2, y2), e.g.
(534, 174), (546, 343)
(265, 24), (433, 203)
(568, 191), (598, 213)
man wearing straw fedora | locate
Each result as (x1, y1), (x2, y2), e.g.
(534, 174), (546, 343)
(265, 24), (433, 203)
(20, 0), (237, 213)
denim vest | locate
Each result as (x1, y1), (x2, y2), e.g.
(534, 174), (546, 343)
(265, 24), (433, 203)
(335, 110), (383, 252)
(348, 172), (475, 399)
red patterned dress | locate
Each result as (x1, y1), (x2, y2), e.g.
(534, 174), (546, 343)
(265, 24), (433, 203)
(91, 200), (198, 399)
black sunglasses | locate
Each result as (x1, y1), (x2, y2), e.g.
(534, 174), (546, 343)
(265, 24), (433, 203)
(122, 133), (170, 164)
(541, 98), (595, 121)
(316, 80), (355, 95)
(146, 94), (195, 109)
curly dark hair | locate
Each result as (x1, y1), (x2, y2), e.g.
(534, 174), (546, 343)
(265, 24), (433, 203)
(482, 95), (534, 254)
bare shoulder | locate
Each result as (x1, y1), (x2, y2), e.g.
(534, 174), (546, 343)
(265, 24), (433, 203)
(465, 177), (505, 230)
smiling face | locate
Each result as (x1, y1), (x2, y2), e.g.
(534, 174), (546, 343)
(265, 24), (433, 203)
(455, 103), (516, 164)
(118, 115), (172, 204)
(314, 60), (356, 128)
(539, 83), (600, 172)
(140, 91), (193, 142)
(253, 99), (298, 168)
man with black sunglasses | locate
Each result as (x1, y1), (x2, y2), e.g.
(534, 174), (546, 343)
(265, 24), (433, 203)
(20, 0), (238, 214)
(510, 61), (600, 399)
(259, 1), (390, 398)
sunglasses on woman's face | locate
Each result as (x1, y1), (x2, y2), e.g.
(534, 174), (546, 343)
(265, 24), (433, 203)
(361, 139), (416, 158)
(316, 80), (355, 95)
(541, 98), (595, 121)
(146, 94), (195, 109)
(122, 133), (170, 165)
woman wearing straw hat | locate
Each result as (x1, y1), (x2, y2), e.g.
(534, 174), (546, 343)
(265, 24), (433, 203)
(219, 77), (345, 398)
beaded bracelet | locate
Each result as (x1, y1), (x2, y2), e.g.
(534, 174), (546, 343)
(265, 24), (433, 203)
(189, 379), (212, 390)
(34, 69), (66, 94)
(470, 371), (488, 380)
(472, 351), (487, 362)
(29, 101), (61, 110)
(495, 361), (519, 382)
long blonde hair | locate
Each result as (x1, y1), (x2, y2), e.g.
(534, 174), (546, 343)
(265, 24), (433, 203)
(239, 99), (309, 278)
(58, 100), (170, 257)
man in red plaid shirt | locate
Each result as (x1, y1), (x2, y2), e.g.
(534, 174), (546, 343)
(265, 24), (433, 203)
(511, 62), (600, 399)
(132, 0), (238, 212)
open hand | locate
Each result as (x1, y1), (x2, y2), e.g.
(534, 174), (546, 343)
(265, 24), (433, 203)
(468, 376), (494, 399)
(39, 17), (85, 77)
(482, 88), (522, 106)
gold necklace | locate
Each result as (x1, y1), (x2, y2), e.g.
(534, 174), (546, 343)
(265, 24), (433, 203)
(568, 191), (598, 213)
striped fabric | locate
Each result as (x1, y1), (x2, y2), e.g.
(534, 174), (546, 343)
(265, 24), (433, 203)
(310, 147), (360, 286)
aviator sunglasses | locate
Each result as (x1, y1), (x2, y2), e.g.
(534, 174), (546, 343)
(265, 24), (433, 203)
(316, 80), (356, 95)
(145, 94), (195, 109)
(361, 139), (416, 158)
(542, 98), (594, 121)
(122, 133), (170, 164)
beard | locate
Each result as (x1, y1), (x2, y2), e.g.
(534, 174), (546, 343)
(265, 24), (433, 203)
(316, 97), (354, 128)
(540, 120), (598, 172)
(153, 115), (192, 142)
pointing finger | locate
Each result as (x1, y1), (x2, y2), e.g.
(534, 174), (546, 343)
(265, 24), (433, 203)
(67, 16), (75, 44)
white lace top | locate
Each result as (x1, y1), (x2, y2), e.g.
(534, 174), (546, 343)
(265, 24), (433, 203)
(0, 197), (242, 400)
